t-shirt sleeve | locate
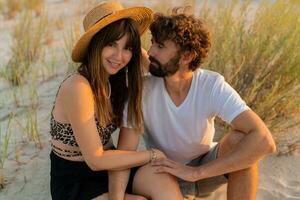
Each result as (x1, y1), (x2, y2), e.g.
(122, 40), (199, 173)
(210, 75), (250, 124)
(121, 101), (133, 128)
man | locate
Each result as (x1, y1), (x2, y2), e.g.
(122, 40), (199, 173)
(111, 12), (276, 200)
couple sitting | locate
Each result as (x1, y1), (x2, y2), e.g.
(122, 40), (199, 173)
(49, 2), (276, 200)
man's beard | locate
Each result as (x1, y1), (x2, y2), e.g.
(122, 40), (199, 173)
(149, 54), (181, 77)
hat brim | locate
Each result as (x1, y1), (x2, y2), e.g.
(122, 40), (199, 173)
(71, 7), (153, 62)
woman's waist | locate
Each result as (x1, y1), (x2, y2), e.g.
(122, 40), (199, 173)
(50, 150), (109, 179)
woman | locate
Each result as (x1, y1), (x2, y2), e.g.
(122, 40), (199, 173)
(49, 2), (182, 200)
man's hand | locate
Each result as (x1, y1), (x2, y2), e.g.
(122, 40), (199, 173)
(151, 158), (199, 182)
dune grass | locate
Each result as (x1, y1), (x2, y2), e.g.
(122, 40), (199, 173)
(148, 0), (300, 154)
(3, 10), (49, 85)
(0, 113), (13, 189)
(23, 0), (45, 16)
(63, 22), (81, 73)
(2, 0), (44, 19)
(194, 0), (300, 152)
(3, 0), (21, 19)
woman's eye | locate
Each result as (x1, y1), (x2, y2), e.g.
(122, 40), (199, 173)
(125, 46), (133, 51)
(108, 42), (116, 47)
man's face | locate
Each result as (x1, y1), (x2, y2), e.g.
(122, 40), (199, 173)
(148, 38), (181, 77)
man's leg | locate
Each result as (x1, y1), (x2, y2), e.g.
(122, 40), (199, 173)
(218, 131), (258, 200)
(132, 163), (183, 200)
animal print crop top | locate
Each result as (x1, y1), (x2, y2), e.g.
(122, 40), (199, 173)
(50, 74), (117, 157)
(50, 113), (117, 157)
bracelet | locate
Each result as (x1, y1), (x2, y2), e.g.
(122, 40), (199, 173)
(149, 148), (157, 163)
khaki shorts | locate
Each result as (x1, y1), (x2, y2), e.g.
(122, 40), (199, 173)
(178, 143), (228, 198)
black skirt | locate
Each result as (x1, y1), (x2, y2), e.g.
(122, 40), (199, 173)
(50, 151), (138, 200)
(50, 151), (109, 200)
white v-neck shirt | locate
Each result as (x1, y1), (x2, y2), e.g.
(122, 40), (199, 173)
(123, 69), (249, 164)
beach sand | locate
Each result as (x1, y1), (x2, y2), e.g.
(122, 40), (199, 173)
(0, 0), (299, 199)
(0, 123), (300, 199)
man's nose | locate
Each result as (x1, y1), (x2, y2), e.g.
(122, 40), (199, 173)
(147, 45), (154, 57)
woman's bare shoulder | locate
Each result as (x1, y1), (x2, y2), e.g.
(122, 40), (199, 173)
(60, 73), (94, 100)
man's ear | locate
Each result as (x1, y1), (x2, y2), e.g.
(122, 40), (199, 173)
(180, 51), (195, 66)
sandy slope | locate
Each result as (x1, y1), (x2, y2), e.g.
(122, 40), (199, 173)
(0, 0), (299, 199)
(0, 122), (300, 200)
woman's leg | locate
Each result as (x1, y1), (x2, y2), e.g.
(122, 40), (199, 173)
(92, 193), (148, 200)
(132, 163), (183, 200)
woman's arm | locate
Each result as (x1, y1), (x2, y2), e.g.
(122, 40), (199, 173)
(109, 127), (141, 200)
(60, 75), (152, 171)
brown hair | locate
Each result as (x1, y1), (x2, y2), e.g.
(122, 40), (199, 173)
(150, 11), (212, 71)
(78, 18), (143, 129)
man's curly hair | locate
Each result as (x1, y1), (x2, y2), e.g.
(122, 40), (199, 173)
(150, 12), (212, 71)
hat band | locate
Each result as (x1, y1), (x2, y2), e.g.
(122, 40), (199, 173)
(85, 12), (113, 31)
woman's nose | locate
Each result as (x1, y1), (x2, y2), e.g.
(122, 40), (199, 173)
(113, 48), (123, 60)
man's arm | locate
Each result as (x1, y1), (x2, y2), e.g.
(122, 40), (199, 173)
(196, 109), (276, 179)
(108, 127), (140, 200)
(153, 109), (276, 181)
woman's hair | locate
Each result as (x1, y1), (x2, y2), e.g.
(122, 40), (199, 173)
(78, 18), (143, 130)
(150, 12), (211, 71)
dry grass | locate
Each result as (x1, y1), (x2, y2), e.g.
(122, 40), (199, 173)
(3, 0), (22, 19)
(4, 11), (49, 85)
(0, 0), (4, 13)
(23, 0), (45, 16)
(54, 16), (65, 30)
(2, 0), (44, 19)
(193, 0), (300, 153)
(0, 113), (13, 189)
(63, 22), (81, 73)
(147, 0), (300, 154)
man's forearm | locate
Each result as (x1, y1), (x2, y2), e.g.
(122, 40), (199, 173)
(196, 129), (275, 180)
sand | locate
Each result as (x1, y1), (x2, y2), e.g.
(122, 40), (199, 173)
(0, 0), (299, 199)
(1, 125), (300, 199)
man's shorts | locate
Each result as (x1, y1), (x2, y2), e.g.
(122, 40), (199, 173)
(178, 143), (228, 198)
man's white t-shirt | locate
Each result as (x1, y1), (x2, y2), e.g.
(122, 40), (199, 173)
(123, 69), (249, 164)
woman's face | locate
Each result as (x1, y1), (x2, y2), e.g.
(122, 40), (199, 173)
(101, 33), (132, 75)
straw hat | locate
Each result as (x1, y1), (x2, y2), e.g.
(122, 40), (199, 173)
(71, 2), (153, 62)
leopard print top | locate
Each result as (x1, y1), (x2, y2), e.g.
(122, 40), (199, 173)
(50, 113), (117, 147)
(50, 113), (117, 157)
(50, 73), (117, 157)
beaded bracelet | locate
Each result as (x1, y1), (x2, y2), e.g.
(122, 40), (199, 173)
(149, 148), (157, 163)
